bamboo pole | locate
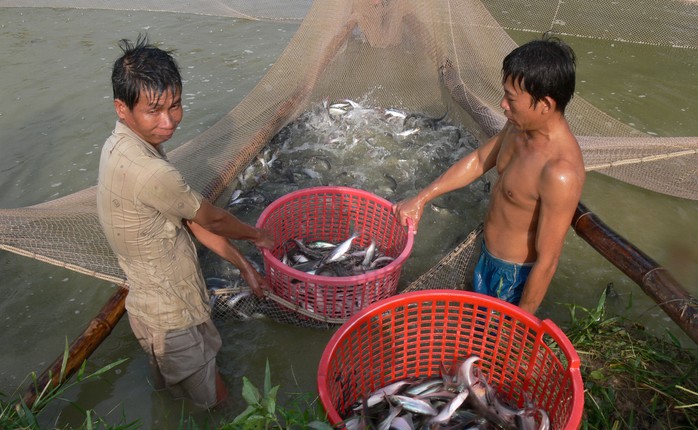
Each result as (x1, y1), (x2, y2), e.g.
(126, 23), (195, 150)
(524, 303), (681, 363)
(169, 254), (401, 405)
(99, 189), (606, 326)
(20, 285), (128, 410)
(572, 201), (698, 345)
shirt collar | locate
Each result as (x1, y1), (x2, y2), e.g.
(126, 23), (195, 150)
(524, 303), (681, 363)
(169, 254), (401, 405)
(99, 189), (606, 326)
(114, 120), (168, 159)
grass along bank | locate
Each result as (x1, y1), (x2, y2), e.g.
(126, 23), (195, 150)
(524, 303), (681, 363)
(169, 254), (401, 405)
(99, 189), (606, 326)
(563, 291), (698, 428)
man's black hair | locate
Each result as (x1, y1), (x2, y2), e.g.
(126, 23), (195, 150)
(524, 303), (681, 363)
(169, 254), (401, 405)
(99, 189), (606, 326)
(111, 34), (182, 110)
(502, 33), (576, 112)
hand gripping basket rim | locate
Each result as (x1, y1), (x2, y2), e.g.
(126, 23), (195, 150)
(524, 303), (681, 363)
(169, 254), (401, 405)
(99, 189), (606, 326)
(255, 186), (415, 285)
(317, 290), (584, 430)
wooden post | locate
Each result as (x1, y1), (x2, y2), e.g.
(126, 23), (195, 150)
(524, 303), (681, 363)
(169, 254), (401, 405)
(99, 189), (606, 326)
(20, 285), (128, 410)
(572, 201), (698, 345)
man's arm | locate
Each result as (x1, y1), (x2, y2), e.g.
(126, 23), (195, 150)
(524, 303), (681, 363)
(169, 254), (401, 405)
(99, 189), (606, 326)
(187, 221), (268, 298)
(190, 199), (274, 249)
(393, 125), (506, 231)
(517, 161), (584, 314)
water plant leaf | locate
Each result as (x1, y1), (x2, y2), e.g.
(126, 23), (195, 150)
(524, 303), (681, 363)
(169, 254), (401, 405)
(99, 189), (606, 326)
(264, 359), (272, 396)
(590, 370), (605, 381)
(241, 376), (262, 406)
(241, 414), (266, 430)
(264, 385), (279, 416)
(232, 405), (259, 424)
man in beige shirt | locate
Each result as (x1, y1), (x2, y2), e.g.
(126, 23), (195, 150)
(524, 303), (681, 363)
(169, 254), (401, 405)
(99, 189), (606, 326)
(394, 36), (585, 315)
(97, 35), (274, 409)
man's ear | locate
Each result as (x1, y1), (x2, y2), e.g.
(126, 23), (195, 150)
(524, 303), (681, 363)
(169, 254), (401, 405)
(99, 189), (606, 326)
(114, 99), (128, 120)
(541, 96), (556, 114)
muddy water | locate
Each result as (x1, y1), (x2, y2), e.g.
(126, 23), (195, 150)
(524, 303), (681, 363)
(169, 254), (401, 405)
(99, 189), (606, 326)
(0, 5), (696, 429)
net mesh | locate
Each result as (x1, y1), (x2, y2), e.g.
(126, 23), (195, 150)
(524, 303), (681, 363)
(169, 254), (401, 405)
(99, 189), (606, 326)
(1, 0), (696, 326)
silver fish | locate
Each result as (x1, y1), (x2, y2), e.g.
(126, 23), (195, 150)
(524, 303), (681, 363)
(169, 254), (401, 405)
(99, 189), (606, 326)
(306, 240), (337, 249)
(388, 395), (437, 416)
(361, 240), (376, 269)
(387, 415), (413, 430)
(361, 379), (412, 409)
(516, 408), (550, 430)
(226, 290), (251, 308)
(228, 189), (242, 206)
(385, 109), (407, 120)
(329, 107), (347, 116)
(403, 377), (443, 397)
(343, 98), (361, 109)
(396, 127), (420, 137)
(429, 389), (469, 424)
(369, 255), (395, 269)
(378, 403), (402, 430)
(324, 232), (360, 264)
(292, 239), (324, 259)
(458, 355), (480, 388)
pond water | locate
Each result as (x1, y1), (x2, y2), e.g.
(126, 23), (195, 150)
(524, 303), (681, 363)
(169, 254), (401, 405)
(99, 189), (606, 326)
(0, 5), (696, 429)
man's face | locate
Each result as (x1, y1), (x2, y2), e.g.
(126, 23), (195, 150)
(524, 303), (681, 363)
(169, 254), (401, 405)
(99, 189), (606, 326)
(500, 76), (543, 130)
(114, 88), (183, 147)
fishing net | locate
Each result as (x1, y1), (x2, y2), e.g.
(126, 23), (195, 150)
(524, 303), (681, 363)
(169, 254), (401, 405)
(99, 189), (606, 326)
(1, 0), (696, 327)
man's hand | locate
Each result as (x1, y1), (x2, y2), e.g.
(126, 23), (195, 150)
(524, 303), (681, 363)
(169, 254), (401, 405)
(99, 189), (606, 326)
(188, 220), (270, 298)
(252, 228), (275, 250)
(392, 196), (424, 233)
(240, 266), (269, 298)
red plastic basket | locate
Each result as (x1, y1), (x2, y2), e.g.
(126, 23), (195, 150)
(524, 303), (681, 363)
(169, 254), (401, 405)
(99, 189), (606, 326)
(317, 290), (584, 430)
(256, 186), (414, 322)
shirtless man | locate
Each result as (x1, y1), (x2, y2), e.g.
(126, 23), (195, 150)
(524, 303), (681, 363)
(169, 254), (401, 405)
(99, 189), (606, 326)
(393, 36), (585, 314)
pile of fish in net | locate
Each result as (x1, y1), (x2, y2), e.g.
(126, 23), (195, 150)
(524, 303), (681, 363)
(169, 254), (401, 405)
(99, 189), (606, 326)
(342, 355), (549, 430)
(201, 97), (488, 324)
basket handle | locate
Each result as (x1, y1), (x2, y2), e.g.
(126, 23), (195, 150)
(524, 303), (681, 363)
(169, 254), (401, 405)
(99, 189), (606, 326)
(540, 318), (581, 369)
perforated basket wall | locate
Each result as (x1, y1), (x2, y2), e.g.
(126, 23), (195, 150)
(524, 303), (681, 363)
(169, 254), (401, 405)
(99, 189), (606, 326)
(256, 186), (414, 322)
(317, 290), (584, 430)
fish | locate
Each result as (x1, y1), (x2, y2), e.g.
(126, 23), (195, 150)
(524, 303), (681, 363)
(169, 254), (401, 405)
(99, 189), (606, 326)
(403, 377), (444, 397)
(458, 355), (481, 388)
(388, 395), (437, 416)
(429, 389), (469, 424)
(386, 415), (413, 430)
(323, 231), (360, 264)
(369, 256), (395, 269)
(361, 240), (376, 269)
(205, 276), (234, 292)
(343, 98), (362, 109)
(292, 239), (324, 259)
(515, 408), (550, 430)
(228, 189), (242, 206)
(385, 109), (407, 120)
(395, 127), (420, 137)
(340, 355), (546, 430)
(377, 403), (403, 430)
(361, 379), (413, 409)
(329, 107), (347, 117)
(306, 240), (337, 249)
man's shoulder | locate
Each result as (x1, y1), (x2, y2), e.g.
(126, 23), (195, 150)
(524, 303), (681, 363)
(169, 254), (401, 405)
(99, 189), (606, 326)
(540, 149), (586, 199)
(104, 133), (169, 168)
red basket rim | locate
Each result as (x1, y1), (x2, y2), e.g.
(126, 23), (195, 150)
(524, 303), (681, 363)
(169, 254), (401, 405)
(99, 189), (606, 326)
(256, 186), (415, 284)
(316, 290), (584, 429)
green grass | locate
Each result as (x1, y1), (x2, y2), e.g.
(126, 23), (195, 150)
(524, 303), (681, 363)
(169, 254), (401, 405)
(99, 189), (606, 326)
(1, 340), (136, 430)
(563, 292), (698, 429)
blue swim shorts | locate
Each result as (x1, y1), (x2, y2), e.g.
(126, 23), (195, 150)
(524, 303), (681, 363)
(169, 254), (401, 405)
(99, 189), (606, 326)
(472, 240), (533, 305)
